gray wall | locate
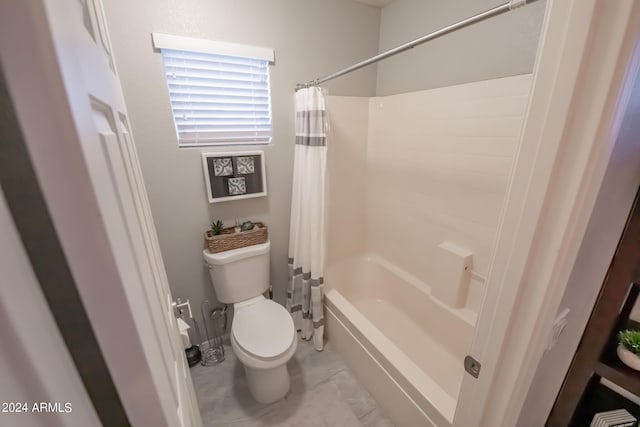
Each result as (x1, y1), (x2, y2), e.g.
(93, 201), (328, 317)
(376, 0), (546, 95)
(102, 0), (546, 321)
(102, 0), (381, 313)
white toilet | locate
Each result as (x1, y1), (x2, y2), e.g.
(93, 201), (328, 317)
(202, 241), (297, 403)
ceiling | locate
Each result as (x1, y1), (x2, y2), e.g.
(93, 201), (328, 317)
(352, 0), (395, 8)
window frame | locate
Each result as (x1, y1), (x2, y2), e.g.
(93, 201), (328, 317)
(152, 33), (275, 148)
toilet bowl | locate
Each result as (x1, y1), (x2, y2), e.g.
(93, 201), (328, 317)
(231, 295), (297, 403)
(203, 241), (297, 403)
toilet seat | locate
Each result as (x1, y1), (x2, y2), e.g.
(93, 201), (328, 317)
(232, 298), (295, 361)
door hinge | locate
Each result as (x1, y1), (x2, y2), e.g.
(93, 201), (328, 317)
(464, 355), (481, 378)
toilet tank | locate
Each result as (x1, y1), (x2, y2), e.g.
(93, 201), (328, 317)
(203, 241), (270, 304)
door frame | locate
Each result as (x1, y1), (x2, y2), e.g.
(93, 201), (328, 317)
(0, 46), (132, 425)
(457, 0), (640, 426)
(0, 189), (104, 427)
(0, 0), (201, 426)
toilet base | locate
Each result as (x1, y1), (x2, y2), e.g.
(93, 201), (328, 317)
(230, 327), (297, 404)
(244, 364), (290, 403)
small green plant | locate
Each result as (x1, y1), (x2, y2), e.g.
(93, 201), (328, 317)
(210, 220), (224, 235)
(618, 329), (640, 354)
(241, 221), (255, 231)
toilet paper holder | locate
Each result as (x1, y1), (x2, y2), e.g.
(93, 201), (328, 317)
(201, 300), (226, 365)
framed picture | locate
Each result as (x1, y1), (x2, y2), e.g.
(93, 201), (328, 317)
(202, 151), (267, 203)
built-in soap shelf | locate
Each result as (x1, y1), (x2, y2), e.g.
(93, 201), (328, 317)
(432, 241), (473, 309)
(367, 253), (477, 327)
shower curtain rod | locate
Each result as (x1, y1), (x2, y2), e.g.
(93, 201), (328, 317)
(294, 0), (540, 91)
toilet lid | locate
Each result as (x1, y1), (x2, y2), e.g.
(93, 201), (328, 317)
(232, 299), (295, 359)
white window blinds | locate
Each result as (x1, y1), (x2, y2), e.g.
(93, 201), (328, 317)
(154, 35), (273, 147)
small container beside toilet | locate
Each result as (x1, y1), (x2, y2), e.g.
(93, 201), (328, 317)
(203, 240), (297, 404)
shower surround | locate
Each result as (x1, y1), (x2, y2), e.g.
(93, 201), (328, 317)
(324, 74), (532, 426)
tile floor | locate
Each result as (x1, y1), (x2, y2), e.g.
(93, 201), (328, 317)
(190, 338), (394, 427)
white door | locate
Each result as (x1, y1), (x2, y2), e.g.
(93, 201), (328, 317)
(0, 1), (202, 426)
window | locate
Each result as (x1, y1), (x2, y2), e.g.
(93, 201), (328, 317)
(152, 33), (274, 147)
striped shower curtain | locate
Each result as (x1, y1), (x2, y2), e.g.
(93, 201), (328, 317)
(286, 87), (327, 351)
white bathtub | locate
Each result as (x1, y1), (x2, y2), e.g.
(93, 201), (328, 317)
(325, 255), (475, 426)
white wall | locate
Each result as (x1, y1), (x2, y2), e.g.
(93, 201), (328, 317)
(366, 74), (531, 312)
(102, 0), (381, 312)
(326, 96), (370, 268)
(326, 75), (532, 315)
(376, 0), (546, 95)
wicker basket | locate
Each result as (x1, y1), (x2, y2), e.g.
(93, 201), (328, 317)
(204, 222), (268, 253)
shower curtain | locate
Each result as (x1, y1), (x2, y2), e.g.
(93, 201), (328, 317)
(287, 86), (327, 351)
